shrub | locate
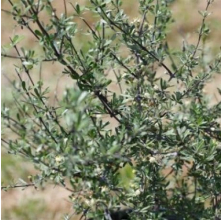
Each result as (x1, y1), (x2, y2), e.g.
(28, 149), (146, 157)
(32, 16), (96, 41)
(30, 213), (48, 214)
(1, 0), (221, 219)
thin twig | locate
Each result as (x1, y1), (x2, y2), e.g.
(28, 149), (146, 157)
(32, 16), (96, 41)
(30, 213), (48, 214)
(1, 8), (32, 19)
(1, 53), (57, 62)
(14, 67), (58, 144)
(11, 40), (68, 136)
(92, 1), (175, 80)
(8, 0), (40, 40)
(1, 183), (35, 190)
(192, 1), (211, 58)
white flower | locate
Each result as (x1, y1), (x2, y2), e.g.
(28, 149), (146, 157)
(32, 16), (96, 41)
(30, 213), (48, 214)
(131, 18), (141, 24)
(134, 189), (141, 196)
(144, 92), (150, 98)
(55, 155), (64, 164)
(85, 198), (95, 206)
(63, 138), (68, 145)
(95, 114), (102, 118)
(202, 88), (207, 93)
(149, 156), (157, 163)
(94, 167), (102, 175)
(101, 186), (108, 192)
(153, 85), (159, 90)
(184, 100), (190, 105)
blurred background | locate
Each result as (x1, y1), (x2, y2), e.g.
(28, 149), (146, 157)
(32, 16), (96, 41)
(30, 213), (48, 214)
(1, 0), (221, 219)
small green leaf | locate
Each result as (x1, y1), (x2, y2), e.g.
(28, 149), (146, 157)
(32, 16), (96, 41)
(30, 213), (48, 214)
(35, 30), (42, 37)
(75, 3), (80, 14)
(70, 72), (79, 80)
(118, 163), (135, 189)
(22, 81), (26, 90)
(77, 91), (88, 104)
(11, 35), (25, 46)
(34, 88), (39, 97)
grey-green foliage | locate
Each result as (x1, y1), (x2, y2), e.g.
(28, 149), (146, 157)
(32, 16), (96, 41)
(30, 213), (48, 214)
(1, 0), (221, 219)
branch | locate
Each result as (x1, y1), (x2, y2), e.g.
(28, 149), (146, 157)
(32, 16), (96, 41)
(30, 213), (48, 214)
(91, 1), (175, 80)
(1, 183), (35, 190)
(7, 0), (40, 40)
(1, 53), (57, 62)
